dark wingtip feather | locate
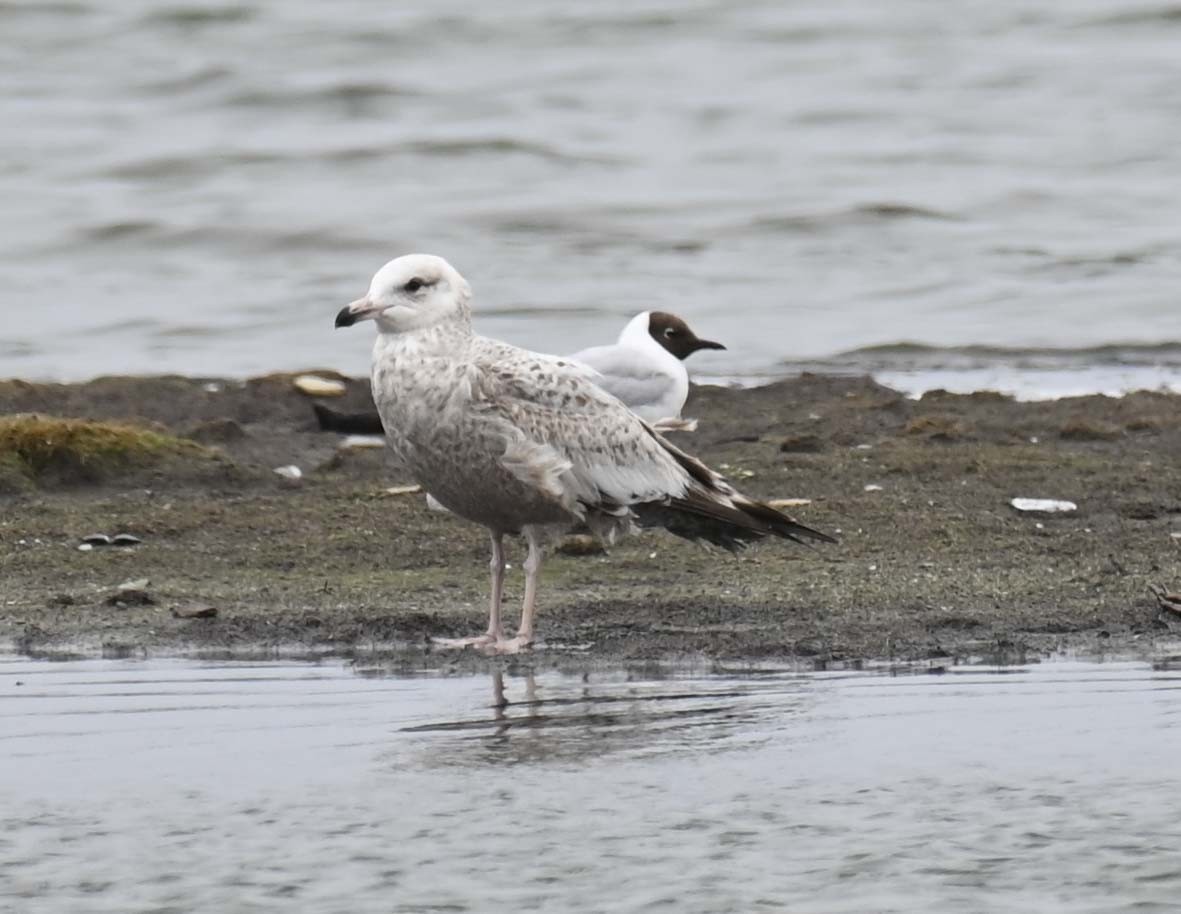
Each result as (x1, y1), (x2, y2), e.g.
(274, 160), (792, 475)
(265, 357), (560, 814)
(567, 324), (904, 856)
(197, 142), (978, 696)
(632, 502), (762, 552)
(639, 421), (837, 549)
(735, 496), (838, 545)
(634, 490), (836, 552)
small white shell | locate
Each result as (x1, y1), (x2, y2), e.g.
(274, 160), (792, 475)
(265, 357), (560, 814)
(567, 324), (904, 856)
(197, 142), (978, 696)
(1010, 497), (1077, 513)
(339, 435), (386, 450)
(864, 484), (883, 492)
(385, 484), (423, 496)
(273, 465), (302, 480)
(768, 498), (812, 508)
(293, 375), (346, 397)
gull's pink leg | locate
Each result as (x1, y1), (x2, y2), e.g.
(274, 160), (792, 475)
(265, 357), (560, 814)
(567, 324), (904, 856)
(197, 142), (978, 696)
(485, 532), (506, 640)
(434, 531), (506, 649)
(489, 528), (544, 654)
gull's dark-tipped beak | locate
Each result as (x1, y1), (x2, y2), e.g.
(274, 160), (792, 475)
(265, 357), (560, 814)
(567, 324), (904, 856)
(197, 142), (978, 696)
(695, 339), (726, 352)
(335, 297), (376, 329)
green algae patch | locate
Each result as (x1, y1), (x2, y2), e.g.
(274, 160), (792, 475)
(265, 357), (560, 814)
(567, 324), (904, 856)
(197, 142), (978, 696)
(0, 414), (217, 488)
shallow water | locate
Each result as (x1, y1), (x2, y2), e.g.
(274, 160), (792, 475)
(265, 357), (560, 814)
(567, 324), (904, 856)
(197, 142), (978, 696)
(3, 1), (1181, 394)
(2, 654), (1180, 913)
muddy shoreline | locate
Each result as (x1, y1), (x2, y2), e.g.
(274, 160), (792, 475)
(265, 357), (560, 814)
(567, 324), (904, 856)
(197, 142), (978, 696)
(2, 372), (1180, 665)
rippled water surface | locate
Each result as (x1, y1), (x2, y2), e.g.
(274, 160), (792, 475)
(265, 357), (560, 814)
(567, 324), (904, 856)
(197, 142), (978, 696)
(3, 1), (1181, 392)
(3, 654), (1180, 912)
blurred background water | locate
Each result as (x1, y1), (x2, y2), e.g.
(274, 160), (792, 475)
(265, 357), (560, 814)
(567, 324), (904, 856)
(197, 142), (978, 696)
(3, 0), (1181, 396)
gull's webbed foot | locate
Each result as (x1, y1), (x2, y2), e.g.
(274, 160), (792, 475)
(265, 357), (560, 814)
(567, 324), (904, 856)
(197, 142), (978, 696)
(480, 635), (535, 656)
(432, 634), (499, 650)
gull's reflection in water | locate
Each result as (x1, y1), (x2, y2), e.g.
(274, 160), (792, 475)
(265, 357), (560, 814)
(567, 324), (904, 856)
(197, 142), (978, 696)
(399, 668), (797, 767)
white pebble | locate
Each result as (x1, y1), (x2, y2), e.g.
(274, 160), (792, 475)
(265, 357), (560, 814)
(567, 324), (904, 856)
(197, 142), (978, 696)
(273, 465), (302, 480)
(864, 484), (883, 492)
(768, 498), (812, 508)
(1010, 498), (1076, 513)
(339, 435), (386, 450)
(293, 375), (347, 397)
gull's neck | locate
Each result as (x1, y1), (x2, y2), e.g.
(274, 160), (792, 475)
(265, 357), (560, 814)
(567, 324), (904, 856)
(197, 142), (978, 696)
(617, 311), (653, 348)
(379, 309), (471, 342)
(373, 312), (473, 371)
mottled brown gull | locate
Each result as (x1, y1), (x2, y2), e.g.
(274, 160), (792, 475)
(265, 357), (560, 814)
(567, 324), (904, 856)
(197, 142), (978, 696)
(335, 254), (834, 653)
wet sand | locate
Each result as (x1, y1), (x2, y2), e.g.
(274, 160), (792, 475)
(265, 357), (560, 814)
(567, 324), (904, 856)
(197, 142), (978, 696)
(2, 373), (1179, 662)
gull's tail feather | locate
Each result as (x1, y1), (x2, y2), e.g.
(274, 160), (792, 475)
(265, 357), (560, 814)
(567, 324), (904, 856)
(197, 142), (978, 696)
(634, 421), (837, 552)
(726, 493), (837, 546)
(634, 488), (835, 552)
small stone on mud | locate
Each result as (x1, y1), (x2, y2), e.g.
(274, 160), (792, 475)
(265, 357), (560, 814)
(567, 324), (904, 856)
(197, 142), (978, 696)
(294, 375), (347, 397)
(905, 415), (969, 440)
(171, 604), (218, 619)
(779, 434), (824, 453)
(185, 418), (246, 443)
(77, 543), (94, 552)
(556, 534), (606, 556)
(1059, 419), (1122, 442)
(106, 579), (153, 607)
(864, 484), (883, 492)
(384, 484), (423, 496)
(273, 464), (302, 480)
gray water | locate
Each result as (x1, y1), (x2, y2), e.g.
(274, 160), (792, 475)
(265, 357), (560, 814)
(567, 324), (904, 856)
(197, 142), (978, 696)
(4, 1), (1181, 395)
(3, 654), (1180, 913)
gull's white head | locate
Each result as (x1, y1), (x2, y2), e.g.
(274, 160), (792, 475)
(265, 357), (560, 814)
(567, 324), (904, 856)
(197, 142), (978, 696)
(335, 254), (472, 334)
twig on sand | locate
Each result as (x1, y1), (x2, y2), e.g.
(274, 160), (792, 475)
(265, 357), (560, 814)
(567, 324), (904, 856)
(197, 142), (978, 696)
(1149, 583), (1181, 616)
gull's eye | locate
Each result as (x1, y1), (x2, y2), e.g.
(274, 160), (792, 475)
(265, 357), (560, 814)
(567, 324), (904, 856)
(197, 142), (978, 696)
(663, 327), (676, 338)
(404, 278), (425, 293)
